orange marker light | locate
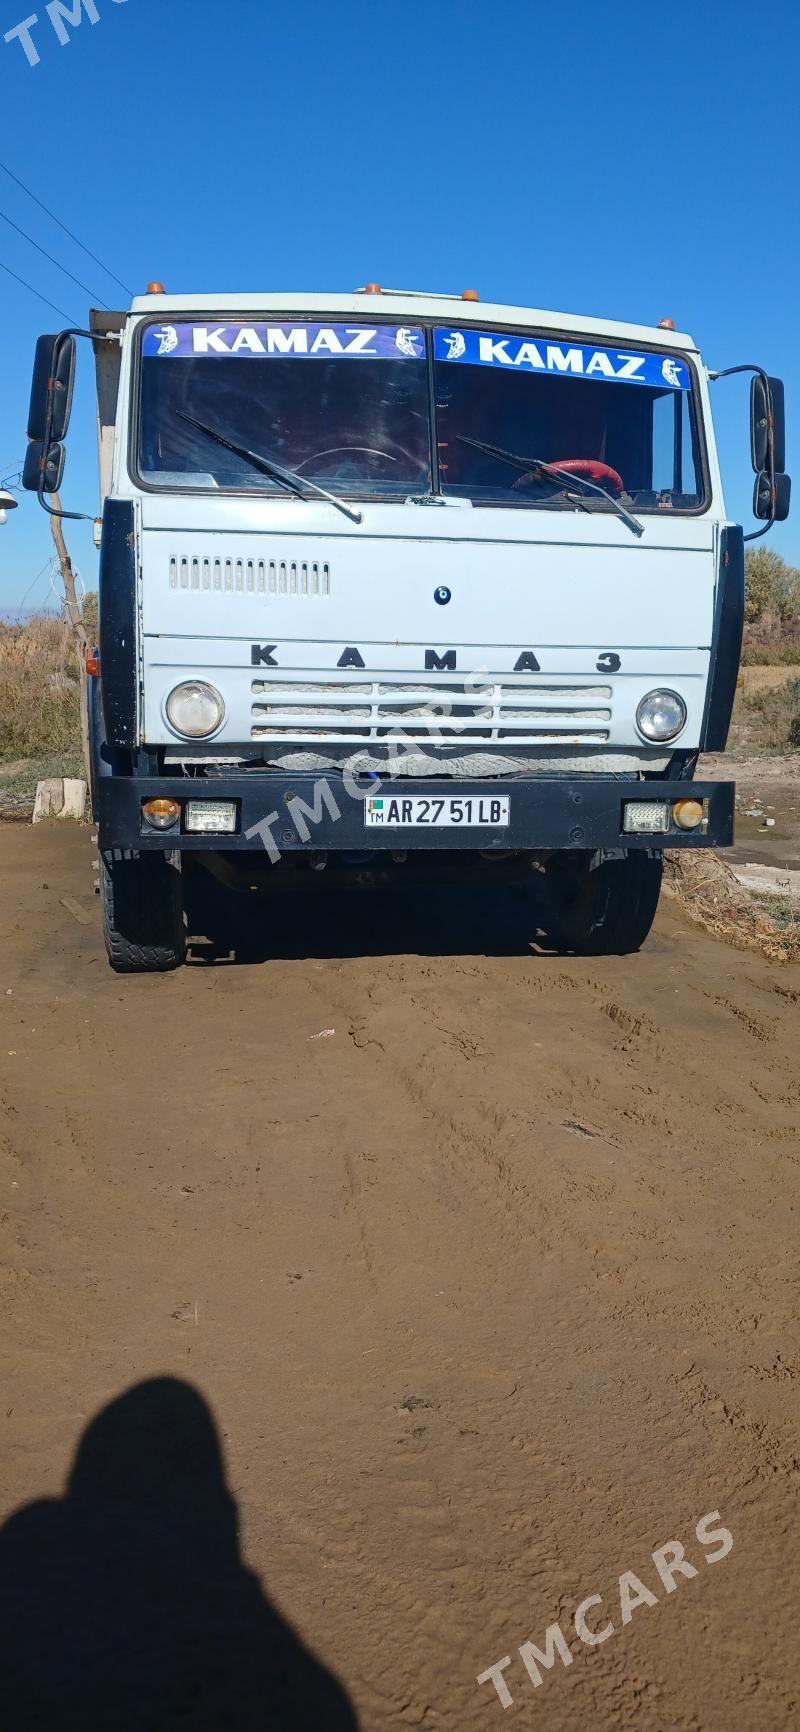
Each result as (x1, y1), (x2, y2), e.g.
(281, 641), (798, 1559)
(672, 798), (705, 831)
(147, 281), (166, 295)
(658, 317), (675, 330)
(363, 282), (383, 295)
(85, 647), (100, 678)
(143, 798), (181, 831)
(462, 288), (480, 301)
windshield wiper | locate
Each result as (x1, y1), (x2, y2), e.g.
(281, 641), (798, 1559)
(175, 410), (363, 525)
(457, 435), (644, 538)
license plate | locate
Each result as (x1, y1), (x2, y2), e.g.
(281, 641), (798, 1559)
(365, 795), (510, 829)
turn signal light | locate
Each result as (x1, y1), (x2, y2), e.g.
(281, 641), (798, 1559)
(143, 797), (181, 831)
(672, 798), (706, 831)
(85, 647), (100, 678)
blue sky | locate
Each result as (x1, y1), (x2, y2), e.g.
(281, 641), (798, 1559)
(0, 0), (798, 610)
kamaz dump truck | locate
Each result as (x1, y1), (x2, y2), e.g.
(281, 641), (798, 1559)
(22, 286), (790, 970)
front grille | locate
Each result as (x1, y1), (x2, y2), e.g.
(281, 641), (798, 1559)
(250, 676), (612, 744)
(168, 555), (330, 597)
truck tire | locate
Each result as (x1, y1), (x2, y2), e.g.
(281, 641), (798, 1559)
(100, 851), (186, 973)
(545, 849), (663, 956)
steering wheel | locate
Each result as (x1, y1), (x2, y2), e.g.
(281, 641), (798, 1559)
(514, 457), (625, 495)
(295, 444), (420, 477)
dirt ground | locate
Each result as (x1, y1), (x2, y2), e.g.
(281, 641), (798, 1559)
(1, 825), (799, 1731)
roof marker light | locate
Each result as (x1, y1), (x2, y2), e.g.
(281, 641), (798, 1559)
(462, 288), (480, 301)
(147, 282), (166, 295)
(363, 282), (382, 295)
(658, 317), (675, 330)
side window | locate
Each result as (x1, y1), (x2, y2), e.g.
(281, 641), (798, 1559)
(651, 391), (677, 492)
(651, 389), (699, 500)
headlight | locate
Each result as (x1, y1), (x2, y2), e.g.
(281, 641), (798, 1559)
(165, 680), (225, 738)
(636, 689), (687, 743)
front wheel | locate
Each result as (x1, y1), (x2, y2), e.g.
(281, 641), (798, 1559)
(100, 851), (186, 973)
(545, 849), (663, 956)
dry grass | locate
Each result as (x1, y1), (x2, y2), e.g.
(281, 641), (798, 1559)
(664, 851), (800, 963)
(0, 615), (83, 760)
(738, 664), (800, 695)
(742, 613), (800, 667)
(742, 677), (800, 751)
(741, 639), (800, 666)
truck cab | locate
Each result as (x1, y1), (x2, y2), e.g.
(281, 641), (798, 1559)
(23, 287), (790, 970)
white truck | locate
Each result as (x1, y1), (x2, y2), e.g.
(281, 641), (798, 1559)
(23, 286), (790, 970)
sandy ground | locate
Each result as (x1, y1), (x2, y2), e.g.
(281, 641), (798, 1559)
(1, 825), (800, 1731)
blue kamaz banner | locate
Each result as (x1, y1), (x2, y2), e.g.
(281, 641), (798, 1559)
(433, 328), (691, 391)
(142, 323), (426, 360)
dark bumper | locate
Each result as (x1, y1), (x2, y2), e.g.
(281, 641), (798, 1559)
(97, 774), (736, 854)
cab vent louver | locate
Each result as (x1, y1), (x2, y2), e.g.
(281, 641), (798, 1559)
(168, 556), (331, 597)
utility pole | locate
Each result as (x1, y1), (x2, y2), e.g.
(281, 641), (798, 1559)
(48, 493), (88, 650)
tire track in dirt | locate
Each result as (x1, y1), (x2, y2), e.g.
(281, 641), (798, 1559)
(2, 829), (800, 1732)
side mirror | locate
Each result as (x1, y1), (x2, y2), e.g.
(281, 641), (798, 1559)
(754, 469), (791, 522)
(23, 332), (76, 495)
(22, 323), (109, 524)
(22, 439), (66, 495)
(711, 362), (790, 539)
(750, 373), (786, 474)
(27, 333), (77, 445)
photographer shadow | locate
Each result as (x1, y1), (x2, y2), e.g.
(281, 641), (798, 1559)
(0, 1377), (359, 1731)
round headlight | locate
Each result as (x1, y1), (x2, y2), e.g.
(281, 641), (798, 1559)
(636, 689), (687, 743)
(166, 680), (225, 739)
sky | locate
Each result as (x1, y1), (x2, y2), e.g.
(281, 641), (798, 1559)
(0, 0), (798, 611)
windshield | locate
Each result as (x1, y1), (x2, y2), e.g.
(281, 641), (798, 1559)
(433, 327), (704, 512)
(138, 321), (432, 498)
(136, 318), (705, 513)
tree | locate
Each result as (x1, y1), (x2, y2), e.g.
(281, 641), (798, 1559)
(81, 591), (99, 635)
(744, 547), (800, 625)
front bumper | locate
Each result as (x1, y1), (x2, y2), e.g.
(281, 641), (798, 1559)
(97, 774), (735, 854)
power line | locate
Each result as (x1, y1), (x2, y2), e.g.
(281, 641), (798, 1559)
(16, 555), (58, 616)
(46, 565), (64, 613)
(0, 257), (76, 323)
(0, 207), (109, 308)
(0, 158), (133, 298)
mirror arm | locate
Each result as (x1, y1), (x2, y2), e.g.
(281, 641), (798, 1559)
(38, 493), (97, 524)
(36, 328), (120, 522)
(708, 363), (777, 541)
(707, 364), (767, 380)
(743, 519), (773, 544)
